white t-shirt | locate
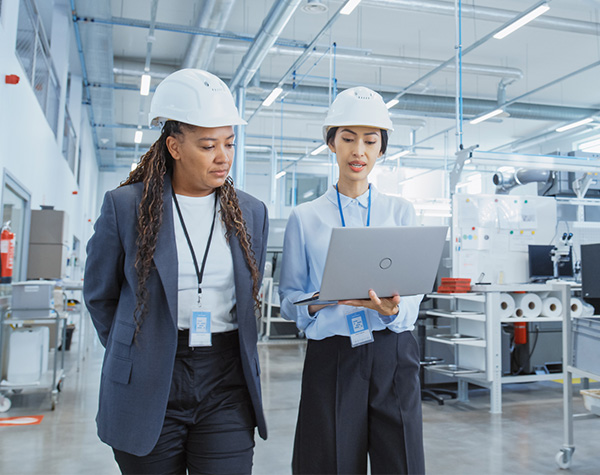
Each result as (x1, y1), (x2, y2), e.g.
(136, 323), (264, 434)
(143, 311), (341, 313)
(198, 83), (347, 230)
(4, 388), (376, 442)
(173, 193), (237, 332)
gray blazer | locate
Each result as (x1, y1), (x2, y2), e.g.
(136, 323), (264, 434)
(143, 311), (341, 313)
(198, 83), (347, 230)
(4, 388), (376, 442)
(84, 175), (268, 456)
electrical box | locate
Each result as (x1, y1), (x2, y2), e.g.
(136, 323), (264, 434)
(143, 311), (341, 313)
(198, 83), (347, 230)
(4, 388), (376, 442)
(27, 210), (69, 280)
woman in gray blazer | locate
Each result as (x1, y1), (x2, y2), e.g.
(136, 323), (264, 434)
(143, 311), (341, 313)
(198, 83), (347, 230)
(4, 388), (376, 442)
(84, 69), (268, 474)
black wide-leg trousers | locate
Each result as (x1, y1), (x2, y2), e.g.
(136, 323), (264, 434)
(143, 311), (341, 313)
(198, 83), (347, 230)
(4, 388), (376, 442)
(292, 329), (425, 475)
(114, 330), (256, 475)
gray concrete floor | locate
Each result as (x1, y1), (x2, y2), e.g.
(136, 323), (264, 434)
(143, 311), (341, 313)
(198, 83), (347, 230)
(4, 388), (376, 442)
(0, 333), (599, 475)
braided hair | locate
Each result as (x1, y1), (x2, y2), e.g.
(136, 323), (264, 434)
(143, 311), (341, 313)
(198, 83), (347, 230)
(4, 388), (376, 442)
(121, 121), (262, 337)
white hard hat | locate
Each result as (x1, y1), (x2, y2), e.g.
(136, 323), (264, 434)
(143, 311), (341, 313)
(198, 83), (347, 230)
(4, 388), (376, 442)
(322, 86), (393, 142)
(149, 69), (247, 128)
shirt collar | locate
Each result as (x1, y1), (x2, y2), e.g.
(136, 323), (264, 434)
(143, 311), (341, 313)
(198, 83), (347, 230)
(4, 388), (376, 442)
(325, 183), (378, 209)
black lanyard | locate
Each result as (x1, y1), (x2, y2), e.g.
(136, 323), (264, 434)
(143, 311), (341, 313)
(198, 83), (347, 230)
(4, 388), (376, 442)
(172, 189), (218, 305)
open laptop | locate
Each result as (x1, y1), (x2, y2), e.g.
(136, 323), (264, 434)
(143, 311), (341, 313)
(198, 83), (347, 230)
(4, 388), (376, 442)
(294, 226), (448, 306)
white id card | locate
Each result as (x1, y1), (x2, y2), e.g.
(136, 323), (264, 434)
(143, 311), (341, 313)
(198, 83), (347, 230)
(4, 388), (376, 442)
(346, 310), (374, 347)
(190, 310), (212, 347)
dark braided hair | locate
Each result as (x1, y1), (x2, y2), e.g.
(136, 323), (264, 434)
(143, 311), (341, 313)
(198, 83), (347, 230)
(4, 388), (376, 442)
(121, 121), (262, 337)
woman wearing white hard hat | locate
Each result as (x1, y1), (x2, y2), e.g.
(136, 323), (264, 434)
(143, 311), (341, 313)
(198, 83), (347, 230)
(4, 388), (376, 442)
(84, 69), (268, 474)
(279, 86), (425, 474)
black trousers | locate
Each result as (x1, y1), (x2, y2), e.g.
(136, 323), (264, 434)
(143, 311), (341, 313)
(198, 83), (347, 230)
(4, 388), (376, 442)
(114, 330), (256, 475)
(292, 329), (425, 475)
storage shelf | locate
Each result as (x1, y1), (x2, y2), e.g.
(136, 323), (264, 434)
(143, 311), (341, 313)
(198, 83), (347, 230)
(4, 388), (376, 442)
(426, 364), (485, 377)
(500, 316), (562, 323)
(426, 309), (486, 322)
(427, 335), (486, 348)
(426, 292), (485, 303)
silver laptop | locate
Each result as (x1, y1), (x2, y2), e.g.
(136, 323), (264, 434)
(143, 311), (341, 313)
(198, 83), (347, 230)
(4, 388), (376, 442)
(294, 226), (448, 305)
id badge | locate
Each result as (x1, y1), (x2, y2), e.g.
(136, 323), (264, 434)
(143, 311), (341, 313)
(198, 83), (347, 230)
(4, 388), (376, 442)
(346, 310), (374, 347)
(190, 309), (212, 347)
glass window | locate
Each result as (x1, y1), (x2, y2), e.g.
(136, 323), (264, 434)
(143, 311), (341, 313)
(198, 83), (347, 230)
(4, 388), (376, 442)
(285, 173), (328, 206)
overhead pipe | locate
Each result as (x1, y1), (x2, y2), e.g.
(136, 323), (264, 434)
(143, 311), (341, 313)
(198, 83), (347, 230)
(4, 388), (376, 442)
(493, 168), (552, 194)
(195, 0), (238, 70)
(181, 0), (217, 69)
(217, 41), (523, 80)
(362, 0), (600, 36)
(229, 0), (303, 91)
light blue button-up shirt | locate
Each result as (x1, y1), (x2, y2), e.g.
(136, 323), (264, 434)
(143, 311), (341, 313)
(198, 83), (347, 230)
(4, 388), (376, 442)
(279, 184), (423, 341)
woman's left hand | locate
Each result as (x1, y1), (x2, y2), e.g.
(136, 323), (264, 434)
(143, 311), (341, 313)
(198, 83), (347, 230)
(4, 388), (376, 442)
(338, 289), (400, 317)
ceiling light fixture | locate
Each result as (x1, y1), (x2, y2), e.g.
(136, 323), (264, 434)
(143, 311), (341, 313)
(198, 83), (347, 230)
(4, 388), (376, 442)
(310, 144), (329, 155)
(140, 74), (151, 96)
(555, 118), (594, 133)
(340, 0), (362, 15)
(301, 0), (328, 14)
(386, 99), (399, 109)
(469, 108), (504, 125)
(275, 170), (287, 179)
(262, 87), (283, 107)
(387, 149), (411, 160)
(134, 130), (143, 144)
(493, 3), (550, 40)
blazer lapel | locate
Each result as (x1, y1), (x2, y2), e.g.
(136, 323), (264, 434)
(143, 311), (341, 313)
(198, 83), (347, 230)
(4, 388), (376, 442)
(152, 176), (179, 325)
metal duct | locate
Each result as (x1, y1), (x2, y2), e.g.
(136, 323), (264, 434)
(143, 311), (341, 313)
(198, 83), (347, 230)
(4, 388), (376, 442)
(195, 0), (237, 70)
(362, 0), (600, 36)
(219, 41), (523, 79)
(229, 0), (303, 91)
(74, 0), (116, 169)
(181, 0), (217, 69)
(246, 82), (598, 122)
(493, 168), (551, 194)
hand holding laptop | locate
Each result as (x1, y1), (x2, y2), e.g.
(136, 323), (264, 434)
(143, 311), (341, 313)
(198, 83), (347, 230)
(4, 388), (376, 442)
(338, 289), (401, 316)
(308, 289), (401, 316)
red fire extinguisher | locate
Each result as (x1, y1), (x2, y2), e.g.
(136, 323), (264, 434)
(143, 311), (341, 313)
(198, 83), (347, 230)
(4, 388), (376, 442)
(1, 222), (15, 284)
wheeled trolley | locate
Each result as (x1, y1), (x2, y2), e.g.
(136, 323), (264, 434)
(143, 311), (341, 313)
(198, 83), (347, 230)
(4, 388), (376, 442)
(556, 305), (600, 469)
(0, 307), (67, 412)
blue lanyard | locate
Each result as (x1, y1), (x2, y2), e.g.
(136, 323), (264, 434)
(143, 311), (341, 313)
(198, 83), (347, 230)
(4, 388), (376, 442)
(335, 183), (371, 227)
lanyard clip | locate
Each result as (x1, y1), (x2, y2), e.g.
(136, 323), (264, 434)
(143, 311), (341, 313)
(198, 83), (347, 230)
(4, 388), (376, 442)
(197, 287), (202, 307)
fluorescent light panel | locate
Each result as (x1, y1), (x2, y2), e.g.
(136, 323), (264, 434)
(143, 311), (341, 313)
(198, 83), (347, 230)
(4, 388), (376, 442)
(262, 87), (283, 107)
(310, 144), (329, 155)
(140, 74), (151, 96)
(386, 99), (399, 109)
(555, 118), (593, 133)
(275, 171), (286, 179)
(583, 146), (600, 153)
(134, 130), (143, 144)
(493, 4), (550, 40)
(470, 108), (504, 125)
(340, 0), (362, 15)
(388, 149), (411, 160)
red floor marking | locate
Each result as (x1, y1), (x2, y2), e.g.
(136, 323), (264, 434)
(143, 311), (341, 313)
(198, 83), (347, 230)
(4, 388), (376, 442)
(0, 415), (44, 426)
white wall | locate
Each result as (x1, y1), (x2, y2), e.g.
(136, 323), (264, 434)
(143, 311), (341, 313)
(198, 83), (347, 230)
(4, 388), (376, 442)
(0, 0), (99, 280)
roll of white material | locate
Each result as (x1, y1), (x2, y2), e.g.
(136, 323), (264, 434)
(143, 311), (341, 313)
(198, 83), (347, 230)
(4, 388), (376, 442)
(570, 298), (584, 318)
(498, 293), (516, 319)
(541, 296), (562, 318)
(513, 293), (542, 318)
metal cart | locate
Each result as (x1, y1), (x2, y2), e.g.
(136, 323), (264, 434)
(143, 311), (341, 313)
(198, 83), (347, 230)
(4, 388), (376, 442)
(556, 307), (600, 469)
(0, 307), (67, 411)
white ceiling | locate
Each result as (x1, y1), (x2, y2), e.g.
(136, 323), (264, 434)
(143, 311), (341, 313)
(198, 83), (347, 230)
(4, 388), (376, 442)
(70, 0), (600, 172)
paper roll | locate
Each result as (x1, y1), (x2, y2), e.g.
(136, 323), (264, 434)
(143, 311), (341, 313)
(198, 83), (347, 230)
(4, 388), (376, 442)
(541, 296), (562, 318)
(498, 293), (515, 319)
(570, 298), (584, 318)
(513, 293), (542, 318)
